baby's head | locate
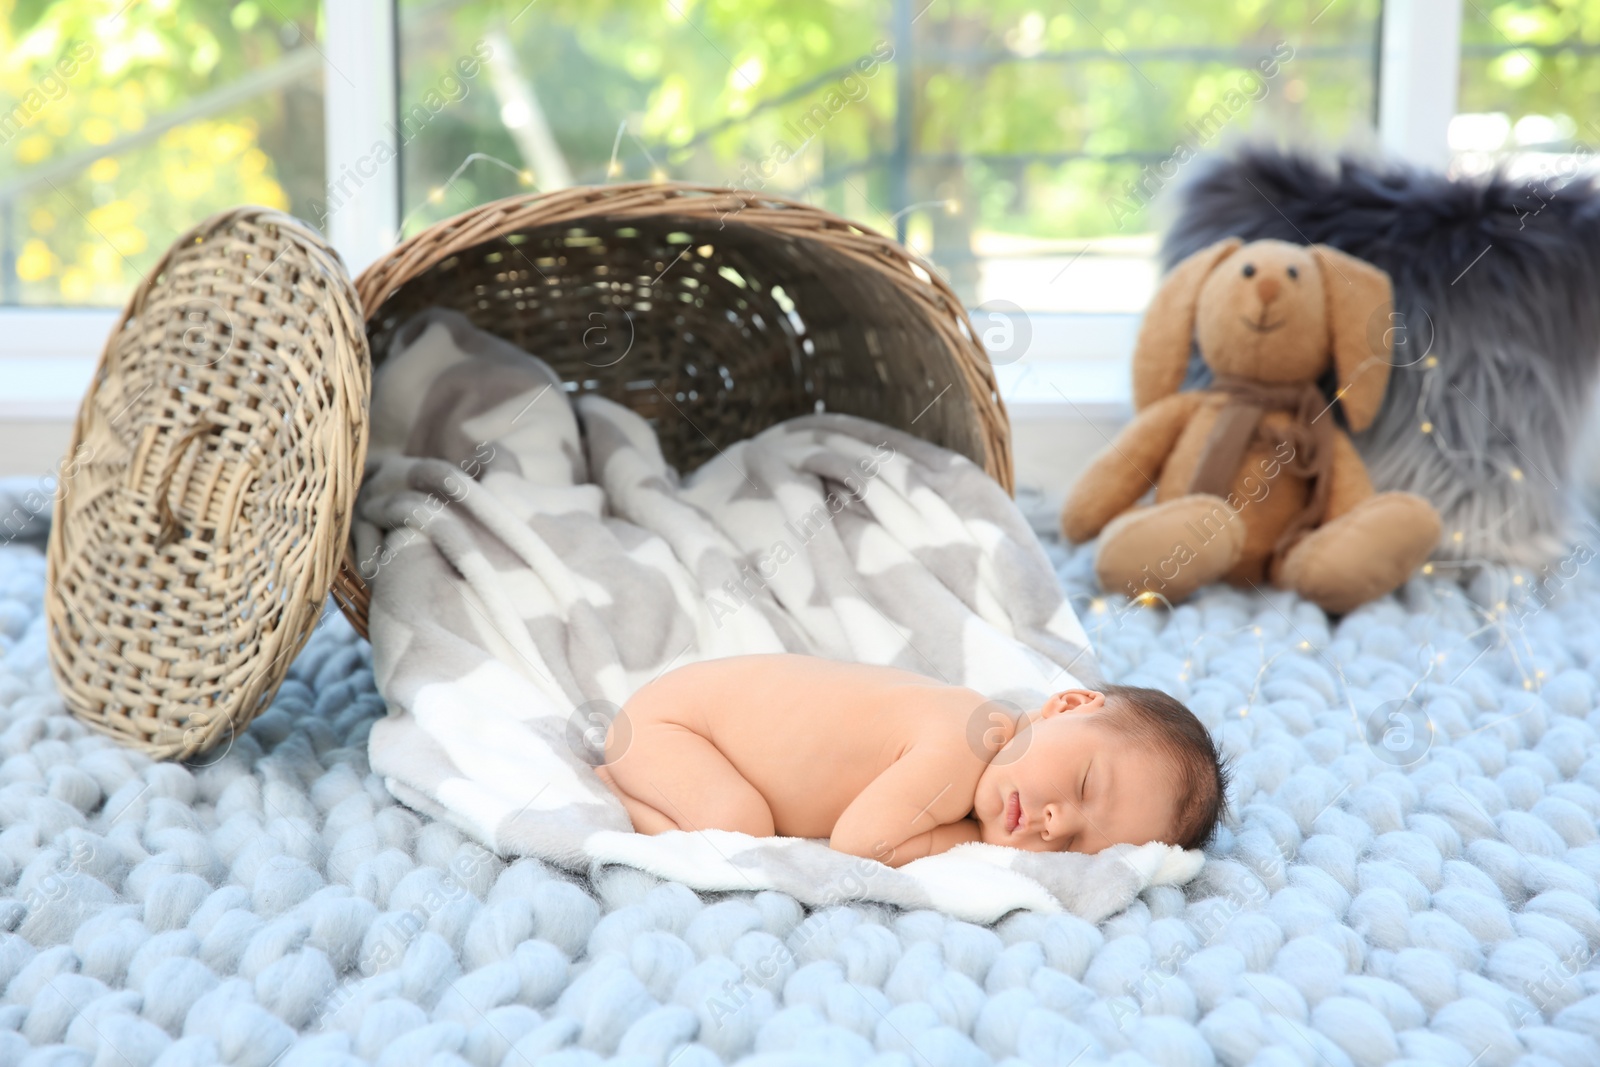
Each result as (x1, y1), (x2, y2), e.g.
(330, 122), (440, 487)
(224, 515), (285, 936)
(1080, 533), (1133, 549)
(973, 685), (1231, 854)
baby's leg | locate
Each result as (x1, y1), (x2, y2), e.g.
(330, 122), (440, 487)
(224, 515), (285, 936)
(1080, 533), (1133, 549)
(602, 720), (775, 837)
(593, 765), (679, 834)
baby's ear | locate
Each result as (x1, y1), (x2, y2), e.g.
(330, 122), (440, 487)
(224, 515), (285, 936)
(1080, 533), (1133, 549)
(1042, 689), (1104, 717)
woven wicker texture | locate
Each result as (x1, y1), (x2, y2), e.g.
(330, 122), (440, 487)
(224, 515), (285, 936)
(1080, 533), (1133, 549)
(333, 182), (1012, 637)
(45, 207), (370, 760)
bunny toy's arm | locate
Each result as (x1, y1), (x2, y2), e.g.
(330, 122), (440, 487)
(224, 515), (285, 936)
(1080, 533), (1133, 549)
(1061, 391), (1204, 544)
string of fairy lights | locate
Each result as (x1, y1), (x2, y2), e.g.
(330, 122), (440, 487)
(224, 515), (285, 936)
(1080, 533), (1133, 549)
(401, 146), (1566, 759)
(1072, 560), (1562, 772)
(1400, 337), (1563, 702)
(400, 128), (962, 246)
(1064, 335), (1569, 741)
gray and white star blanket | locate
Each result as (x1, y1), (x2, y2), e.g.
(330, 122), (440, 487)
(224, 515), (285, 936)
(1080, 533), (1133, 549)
(353, 308), (1203, 923)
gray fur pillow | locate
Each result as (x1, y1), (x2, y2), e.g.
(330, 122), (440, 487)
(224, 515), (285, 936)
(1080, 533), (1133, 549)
(1160, 147), (1600, 569)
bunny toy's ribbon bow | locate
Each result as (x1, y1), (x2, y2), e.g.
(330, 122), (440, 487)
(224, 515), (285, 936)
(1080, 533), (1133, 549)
(1186, 375), (1335, 558)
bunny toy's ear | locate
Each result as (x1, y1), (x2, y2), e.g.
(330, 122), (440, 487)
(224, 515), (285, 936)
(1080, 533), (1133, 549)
(1131, 236), (1243, 409)
(1310, 244), (1394, 433)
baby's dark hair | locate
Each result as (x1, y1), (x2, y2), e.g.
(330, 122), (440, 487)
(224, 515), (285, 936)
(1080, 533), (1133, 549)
(1100, 684), (1232, 851)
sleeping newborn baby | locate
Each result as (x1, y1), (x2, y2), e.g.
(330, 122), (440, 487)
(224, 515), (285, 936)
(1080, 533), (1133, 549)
(594, 653), (1229, 867)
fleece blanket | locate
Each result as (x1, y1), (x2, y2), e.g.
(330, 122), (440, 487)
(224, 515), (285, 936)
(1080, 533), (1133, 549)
(350, 308), (1203, 924)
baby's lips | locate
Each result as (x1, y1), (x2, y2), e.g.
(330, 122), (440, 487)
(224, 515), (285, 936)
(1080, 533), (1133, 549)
(1004, 790), (1023, 833)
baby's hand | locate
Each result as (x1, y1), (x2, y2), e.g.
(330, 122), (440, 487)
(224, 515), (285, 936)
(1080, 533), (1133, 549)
(864, 819), (983, 868)
(829, 744), (979, 866)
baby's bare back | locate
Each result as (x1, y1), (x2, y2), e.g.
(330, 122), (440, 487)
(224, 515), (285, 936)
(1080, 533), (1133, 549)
(618, 653), (990, 838)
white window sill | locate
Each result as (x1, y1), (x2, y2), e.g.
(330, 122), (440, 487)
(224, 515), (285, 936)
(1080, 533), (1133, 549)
(0, 308), (1137, 492)
(0, 309), (120, 420)
(0, 309), (1139, 409)
(993, 311), (1136, 420)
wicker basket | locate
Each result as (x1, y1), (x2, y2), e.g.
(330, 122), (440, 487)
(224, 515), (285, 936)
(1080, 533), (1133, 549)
(330, 182), (1012, 637)
(45, 207), (370, 761)
(46, 182), (1011, 759)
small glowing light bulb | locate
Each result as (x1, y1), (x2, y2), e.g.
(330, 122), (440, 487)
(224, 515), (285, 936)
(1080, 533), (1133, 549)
(427, 187), (445, 204)
(1511, 468), (1524, 481)
(1452, 530), (1464, 543)
(518, 170), (534, 185)
(1424, 356), (1438, 368)
(607, 160), (623, 178)
(1422, 563), (1434, 575)
(1421, 421), (1433, 433)
(944, 199), (960, 215)
(651, 168), (667, 183)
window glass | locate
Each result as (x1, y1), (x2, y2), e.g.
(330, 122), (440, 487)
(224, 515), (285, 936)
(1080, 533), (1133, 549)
(398, 0), (1381, 313)
(1, 1), (325, 307)
(1454, 1), (1600, 181)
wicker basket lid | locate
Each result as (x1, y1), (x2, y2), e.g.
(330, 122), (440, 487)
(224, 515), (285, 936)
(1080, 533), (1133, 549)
(45, 206), (370, 761)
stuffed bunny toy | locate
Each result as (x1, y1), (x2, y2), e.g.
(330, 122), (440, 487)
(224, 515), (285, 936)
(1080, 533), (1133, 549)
(1061, 236), (1441, 614)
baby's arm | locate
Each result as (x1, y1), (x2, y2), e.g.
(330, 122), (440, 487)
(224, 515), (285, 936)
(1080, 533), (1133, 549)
(877, 819), (983, 867)
(829, 743), (981, 868)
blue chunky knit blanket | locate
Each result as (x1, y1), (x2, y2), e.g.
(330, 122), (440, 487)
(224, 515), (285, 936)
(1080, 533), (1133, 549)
(1, 528), (1598, 1067)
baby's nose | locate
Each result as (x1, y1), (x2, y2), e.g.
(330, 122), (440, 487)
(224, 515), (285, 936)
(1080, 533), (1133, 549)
(1256, 276), (1281, 304)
